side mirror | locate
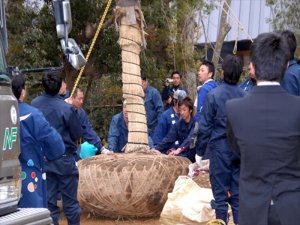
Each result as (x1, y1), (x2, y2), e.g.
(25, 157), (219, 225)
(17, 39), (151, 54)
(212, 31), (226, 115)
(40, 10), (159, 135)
(53, 0), (72, 38)
(60, 38), (86, 70)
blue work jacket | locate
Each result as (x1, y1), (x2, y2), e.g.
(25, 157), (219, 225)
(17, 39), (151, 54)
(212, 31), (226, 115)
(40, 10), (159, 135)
(18, 101), (64, 208)
(32, 93), (82, 175)
(107, 112), (128, 152)
(195, 80), (218, 121)
(152, 107), (180, 147)
(281, 59), (300, 96)
(196, 82), (245, 157)
(32, 93), (81, 154)
(77, 107), (103, 151)
(144, 86), (163, 136)
(240, 78), (256, 93)
(155, 117), (195, 161)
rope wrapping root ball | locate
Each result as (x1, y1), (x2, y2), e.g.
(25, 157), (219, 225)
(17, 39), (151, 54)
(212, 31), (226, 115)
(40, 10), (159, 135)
(78, 153), (190, 218)
(206, 219), (226, 225)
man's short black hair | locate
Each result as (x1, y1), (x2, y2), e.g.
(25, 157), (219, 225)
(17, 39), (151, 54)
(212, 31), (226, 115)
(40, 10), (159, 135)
(11, 73), (25, 99)
(250, 32), (289, 82)
(222, 55), (243, 85)
(201, 60), (215, 79)
(277, 30), (296, 60)
(141, 73), (147, 81)
(42, 71), (62, 96)
(171, 71), (182, 79)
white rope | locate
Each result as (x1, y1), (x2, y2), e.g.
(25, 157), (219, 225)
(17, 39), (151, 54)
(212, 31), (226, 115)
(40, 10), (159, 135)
(233, 26), (239, 54)
(206, 34), (224, 62)
(200, 15), (224, 62)
(216, 0), (253, 42)
(197, 18), (223, 62)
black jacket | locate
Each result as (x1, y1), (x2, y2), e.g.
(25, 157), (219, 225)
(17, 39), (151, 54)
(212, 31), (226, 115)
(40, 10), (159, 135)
(226, 85), (300, 225)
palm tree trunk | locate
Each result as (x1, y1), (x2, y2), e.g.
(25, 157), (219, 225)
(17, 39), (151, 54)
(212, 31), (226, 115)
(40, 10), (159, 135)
(116, 1), (149, 153)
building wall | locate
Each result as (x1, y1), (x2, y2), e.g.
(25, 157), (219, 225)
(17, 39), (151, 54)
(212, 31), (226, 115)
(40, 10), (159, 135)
(197, 0), (274, 44)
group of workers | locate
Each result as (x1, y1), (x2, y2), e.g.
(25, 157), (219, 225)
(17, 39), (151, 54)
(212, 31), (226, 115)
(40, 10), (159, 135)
(12, 28), (300, 225)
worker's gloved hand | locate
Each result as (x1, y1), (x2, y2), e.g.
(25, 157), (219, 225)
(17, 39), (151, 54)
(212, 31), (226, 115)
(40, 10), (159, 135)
(101, 147), (113, 154)
(195, 154), (202, 166)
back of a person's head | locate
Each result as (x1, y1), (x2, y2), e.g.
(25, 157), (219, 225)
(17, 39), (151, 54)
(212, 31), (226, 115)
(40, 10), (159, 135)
(11, 73), (25, 99)
(250, 32), (289, 82)
(277, 30), (296, 60)
(201, 60), (215, 79)
(42, 71), (62, 96)
(222, 55), (243, 85)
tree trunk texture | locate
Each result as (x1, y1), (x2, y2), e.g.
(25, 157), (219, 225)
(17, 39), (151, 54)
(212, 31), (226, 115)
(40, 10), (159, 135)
(212, 0), (232, 80)
(116, 2), (149, 153)
(175, 1), (199, 102)
(180, 12), (198, 103)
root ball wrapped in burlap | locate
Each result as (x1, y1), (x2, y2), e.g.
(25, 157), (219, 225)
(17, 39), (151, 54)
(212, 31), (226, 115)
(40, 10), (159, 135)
(78, 153), (190, 218)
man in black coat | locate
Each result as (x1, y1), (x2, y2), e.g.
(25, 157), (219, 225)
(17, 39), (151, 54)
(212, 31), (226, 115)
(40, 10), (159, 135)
(226, 32), (300, 225)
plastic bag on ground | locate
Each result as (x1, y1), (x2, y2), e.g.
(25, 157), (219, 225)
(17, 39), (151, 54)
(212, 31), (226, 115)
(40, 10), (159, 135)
(160, 176), (215, 225)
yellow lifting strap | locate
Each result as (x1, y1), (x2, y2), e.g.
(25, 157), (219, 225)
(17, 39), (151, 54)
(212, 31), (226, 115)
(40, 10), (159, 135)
(70, 0), (113, 97)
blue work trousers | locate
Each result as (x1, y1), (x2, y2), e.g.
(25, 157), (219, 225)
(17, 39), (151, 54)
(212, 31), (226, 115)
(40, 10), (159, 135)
(46, 154), (81, 225)
(209, 142), (240, 224)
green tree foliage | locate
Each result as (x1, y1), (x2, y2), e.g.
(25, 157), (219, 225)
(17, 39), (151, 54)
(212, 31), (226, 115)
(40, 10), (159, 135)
(141, 0), (212, 96)
(140, 1), (199, 82)
(266, 0), (300, 31)
(7, 1), (59, 68)
(6, 0), (122, 142)
(266, 0), (300, 57)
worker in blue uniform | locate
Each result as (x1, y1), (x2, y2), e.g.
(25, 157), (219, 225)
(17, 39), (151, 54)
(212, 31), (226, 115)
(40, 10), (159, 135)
(141, 74), (163, 140)
(31, 72), (82, 225)
(107, 100), (158, 152)
(152, 97), (195, 162)
(152, 89), (187, 147)
(11, 73), (64, 208)
(195, 60), (218, 120)
(107, 100), (128, 152)
(279, 30), (300, 96)
(67, 87), (110, 155)
(188, 60), (218, 149)
(195, 55), (245, 225)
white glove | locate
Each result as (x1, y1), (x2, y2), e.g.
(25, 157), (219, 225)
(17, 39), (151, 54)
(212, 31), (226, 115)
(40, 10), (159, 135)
(195, 154), (202, 166)
(101, 147), (113, 154)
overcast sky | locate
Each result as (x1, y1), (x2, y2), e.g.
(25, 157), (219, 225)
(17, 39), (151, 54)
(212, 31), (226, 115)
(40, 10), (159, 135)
(24, 0), (45, 9)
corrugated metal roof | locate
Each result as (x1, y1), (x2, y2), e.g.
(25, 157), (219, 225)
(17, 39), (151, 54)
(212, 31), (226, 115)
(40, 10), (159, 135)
(197, 0), (274, 43)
